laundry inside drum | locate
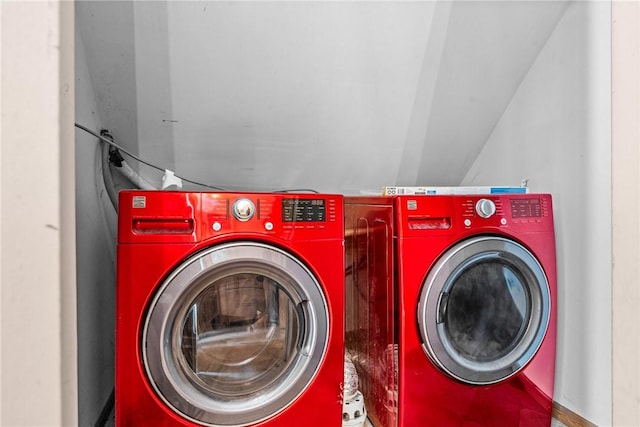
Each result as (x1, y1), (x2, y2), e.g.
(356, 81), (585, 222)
(180, 273), (301, 398)
(445, 261), (528, 362)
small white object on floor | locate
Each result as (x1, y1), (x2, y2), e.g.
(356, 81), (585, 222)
(342, 390), (367, 427)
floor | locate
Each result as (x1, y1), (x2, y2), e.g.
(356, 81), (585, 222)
(103, 393), (570, 427)
(105, 409), (569, 427)
(363, 418), (568, 427)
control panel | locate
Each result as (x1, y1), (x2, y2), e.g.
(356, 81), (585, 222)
(118, 191), (344, 243)
(395, 194), (553, 237)
(510, 198), (544, 218)
(282, 198), (326, 222)
(200, 193), (342, 238)
(459, 195), (552, 230)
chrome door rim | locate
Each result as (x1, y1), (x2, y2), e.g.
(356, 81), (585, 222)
(417, 236), (551, 385)
(142, 241), (329, 426)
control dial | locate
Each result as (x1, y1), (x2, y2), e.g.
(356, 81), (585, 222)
(475, 199), (496, 218)
(232, 198), (256, 221)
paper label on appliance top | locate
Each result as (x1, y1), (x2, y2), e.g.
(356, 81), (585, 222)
(382, 186), (528, 195)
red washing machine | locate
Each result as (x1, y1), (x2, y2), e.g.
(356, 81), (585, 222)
(116, 191), (345, 427)
(396, 194), (557, 426)
(344, 196), (397, 427)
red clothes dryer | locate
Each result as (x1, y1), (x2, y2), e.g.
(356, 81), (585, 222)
(116, 191), (344, 427)
(344, 196), (397, 427)
(396, 194), (557, 427)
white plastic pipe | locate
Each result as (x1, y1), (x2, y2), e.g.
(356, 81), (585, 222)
(116, 160), (157, 190)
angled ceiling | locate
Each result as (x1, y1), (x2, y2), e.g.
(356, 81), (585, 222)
(76, 1), (569, 194)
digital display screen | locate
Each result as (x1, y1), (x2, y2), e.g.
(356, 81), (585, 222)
(282, 199), (326, 222)
(510, 198), (542, 218)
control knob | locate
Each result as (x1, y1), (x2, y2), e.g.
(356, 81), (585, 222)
(232, 198), (255, 221)
(475, 199), (496, 218)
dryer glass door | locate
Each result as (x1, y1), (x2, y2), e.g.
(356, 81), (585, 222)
(417, 236), (550, 385)
(143, 242), (328, 426)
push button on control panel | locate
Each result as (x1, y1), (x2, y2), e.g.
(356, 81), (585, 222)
(475, 199), (496, 218)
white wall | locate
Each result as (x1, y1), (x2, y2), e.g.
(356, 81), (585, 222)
(0, 1), (77, 425)
(77, 1), (568, 195)
(75, 28), (119, 426)
(411, 1), (569, 186)
(612, 2), (640, 425)
(462, 2), (611, 425)
(76, 1), (440, 194)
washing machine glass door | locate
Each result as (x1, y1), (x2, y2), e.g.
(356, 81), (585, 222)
(417, 236), (550, 385)
(143, 242), (329, 426)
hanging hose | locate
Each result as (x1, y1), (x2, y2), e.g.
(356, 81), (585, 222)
(100, 131), (120, 212)
(93, 388), (114, 427)
(115, 159), (157, 190)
